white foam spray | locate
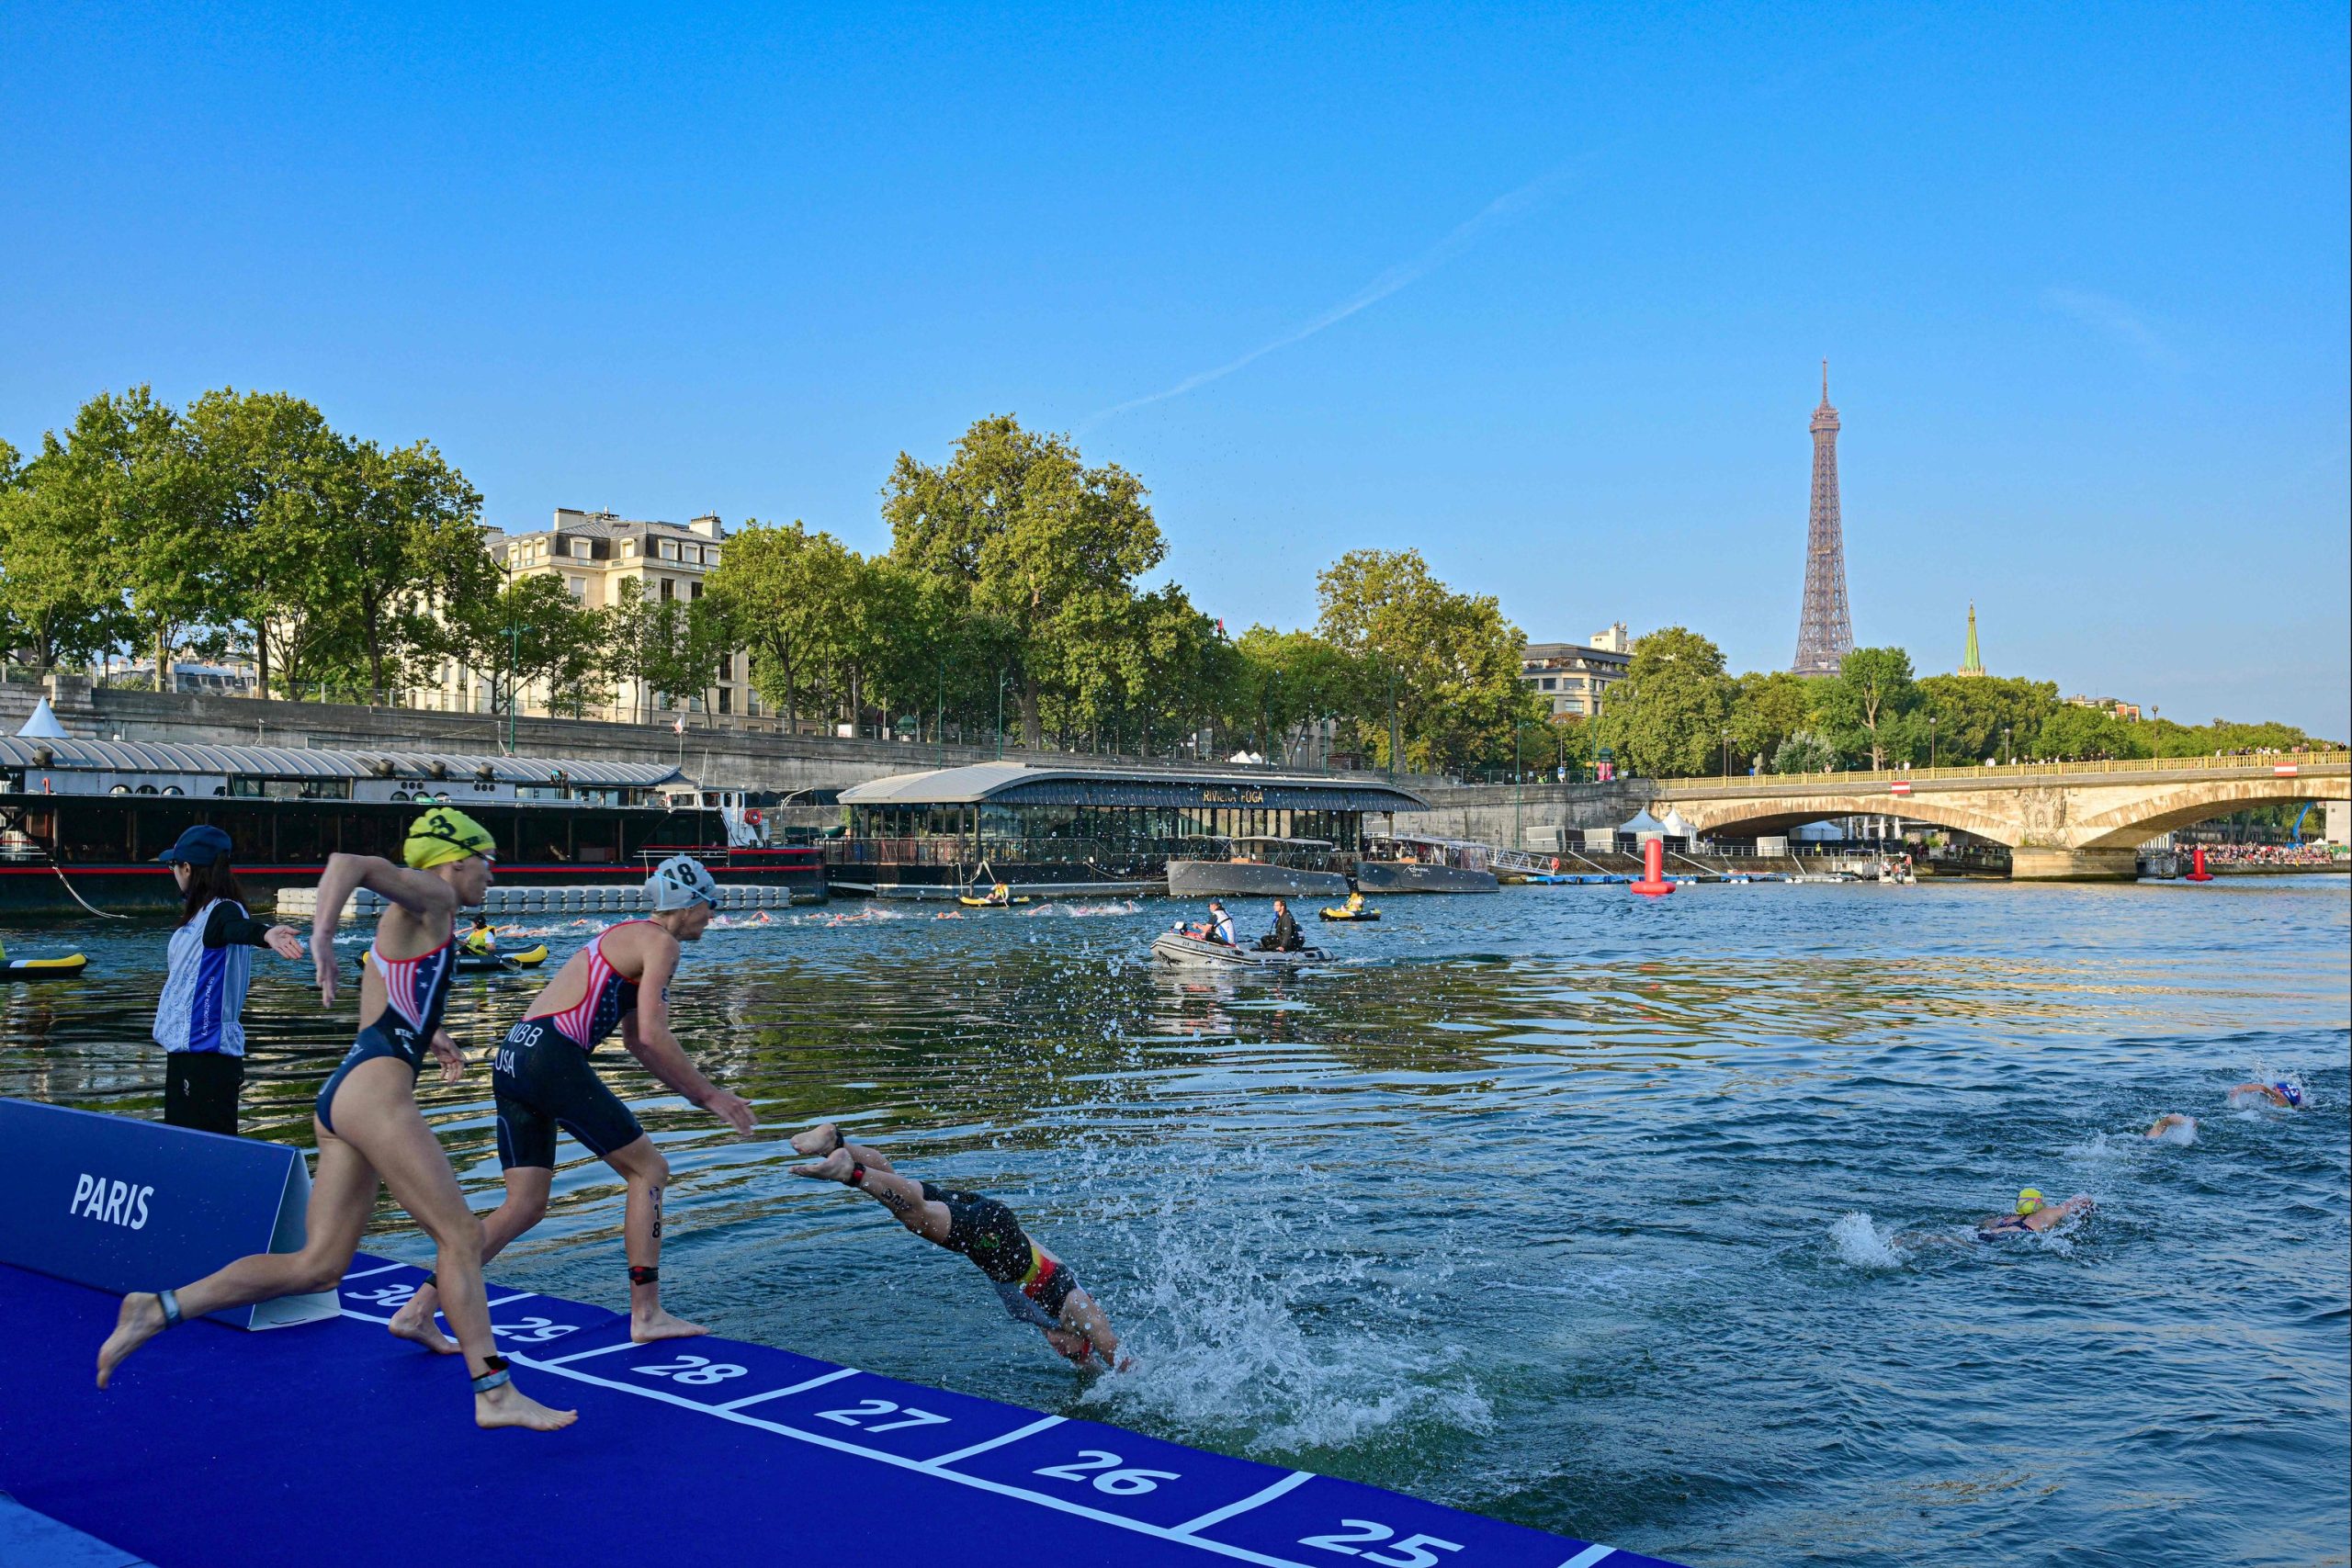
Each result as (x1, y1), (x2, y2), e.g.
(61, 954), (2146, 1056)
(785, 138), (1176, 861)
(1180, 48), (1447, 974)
(1829, 1211), (1910, 1269)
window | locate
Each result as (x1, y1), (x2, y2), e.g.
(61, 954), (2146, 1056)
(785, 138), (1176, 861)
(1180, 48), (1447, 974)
(570, 538), (592, 558)
(689, 581), (703, 599)
(568, 577), (587, 599)
(659, 578), (674, 602)
(1540, 677), (1555, 691)
(718, 688), (731, 714)
(621, 539), (638, 558)
(704, 548), (720, 567)
(683, 544), (701, 565)
(658, 539), (677, 560)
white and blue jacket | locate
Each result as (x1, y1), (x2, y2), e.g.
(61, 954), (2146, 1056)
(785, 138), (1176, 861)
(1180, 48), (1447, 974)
(153, 898), (262, 1057)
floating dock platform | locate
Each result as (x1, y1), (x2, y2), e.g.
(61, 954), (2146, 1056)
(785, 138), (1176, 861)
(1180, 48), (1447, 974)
(1, 1254), (1673, 1568)
(277, 882), (815, 919)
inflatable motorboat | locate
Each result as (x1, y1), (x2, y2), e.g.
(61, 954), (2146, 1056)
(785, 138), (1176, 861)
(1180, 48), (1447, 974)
(1318, 906), (1380, 921)
(1148, 931), (1331, 969)
(1, 953), (87, 977)
(957, 895), (1033, 908)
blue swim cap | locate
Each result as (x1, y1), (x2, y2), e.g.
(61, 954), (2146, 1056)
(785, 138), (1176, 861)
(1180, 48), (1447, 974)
(2275, 1081), (2303, 1108)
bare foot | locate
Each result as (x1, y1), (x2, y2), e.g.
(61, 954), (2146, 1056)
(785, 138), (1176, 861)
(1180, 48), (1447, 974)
(388, 1293), (458, 1354)
(791, 1146), (854, 1182)
(475, 1382), (579, 1431)
(788, 1122), (843, 1157)
(96, 1292), (168, 1389)
(631, 1306), (710, 1343)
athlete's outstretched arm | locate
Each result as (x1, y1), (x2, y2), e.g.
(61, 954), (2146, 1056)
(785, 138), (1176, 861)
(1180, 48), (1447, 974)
(311, 854), (458, 1002)
(618, 941), (753, 1134)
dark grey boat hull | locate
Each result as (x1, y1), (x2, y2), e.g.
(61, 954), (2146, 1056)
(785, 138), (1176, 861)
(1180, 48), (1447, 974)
(1167, 861), (1351, 898)
(1352, 862), (1500, 894)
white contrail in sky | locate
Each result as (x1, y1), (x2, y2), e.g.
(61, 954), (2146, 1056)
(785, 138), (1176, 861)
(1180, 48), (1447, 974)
(1080, 163), (1583, 429)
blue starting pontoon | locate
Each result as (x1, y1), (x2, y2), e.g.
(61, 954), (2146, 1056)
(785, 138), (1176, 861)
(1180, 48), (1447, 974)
(0, 1254), (1678, 1568)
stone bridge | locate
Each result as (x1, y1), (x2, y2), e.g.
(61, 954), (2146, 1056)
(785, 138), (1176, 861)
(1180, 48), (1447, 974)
(1643, 753), (2351, 878)
(1408, 754), (2350, 878)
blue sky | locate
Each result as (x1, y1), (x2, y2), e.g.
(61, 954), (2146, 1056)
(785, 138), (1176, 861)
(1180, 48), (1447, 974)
(5, 3), (2346, 732)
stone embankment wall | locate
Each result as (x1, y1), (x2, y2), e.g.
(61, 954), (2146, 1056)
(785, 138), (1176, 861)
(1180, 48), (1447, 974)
(2, 677), (1449, 799)
(1408, 781), (1652, 849)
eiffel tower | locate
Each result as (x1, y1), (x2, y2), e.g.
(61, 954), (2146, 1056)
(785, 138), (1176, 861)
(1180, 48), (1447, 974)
(1791, 361), (1853, 675)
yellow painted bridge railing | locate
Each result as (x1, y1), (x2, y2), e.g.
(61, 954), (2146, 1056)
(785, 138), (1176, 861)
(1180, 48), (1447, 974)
(1645, 750), (2350, 795)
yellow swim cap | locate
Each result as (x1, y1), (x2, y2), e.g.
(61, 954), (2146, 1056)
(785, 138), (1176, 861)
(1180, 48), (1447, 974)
(404, 807), (497, 870)
(2016, 1188), (2045, 1216)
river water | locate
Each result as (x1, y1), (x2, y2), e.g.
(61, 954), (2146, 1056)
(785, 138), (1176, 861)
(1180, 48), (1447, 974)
(6, 876), (2346, 1568)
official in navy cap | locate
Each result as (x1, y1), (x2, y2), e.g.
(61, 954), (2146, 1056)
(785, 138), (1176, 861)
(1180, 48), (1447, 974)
(153, 825), (303, 1134)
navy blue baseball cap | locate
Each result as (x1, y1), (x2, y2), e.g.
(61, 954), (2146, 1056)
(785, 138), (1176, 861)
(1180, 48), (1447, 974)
(158, 825), (234, 866)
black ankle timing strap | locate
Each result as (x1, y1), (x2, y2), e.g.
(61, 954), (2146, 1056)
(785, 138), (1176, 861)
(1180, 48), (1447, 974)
(628, 1266), (658, 1285)
(158, 1289), (183, 1328)
(471, 1354), (512, 1394)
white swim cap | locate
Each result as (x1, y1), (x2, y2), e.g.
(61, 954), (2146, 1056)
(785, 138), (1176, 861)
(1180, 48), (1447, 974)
(647, 854), (720, 911)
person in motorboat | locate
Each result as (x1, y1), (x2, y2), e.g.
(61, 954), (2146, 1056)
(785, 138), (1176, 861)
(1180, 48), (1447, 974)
(1173, 901), (1241, 945)
(790, 1123), (1125, 1370)
(1976, 1187), (2092, 1238)
(1258, 897), (1305, 953)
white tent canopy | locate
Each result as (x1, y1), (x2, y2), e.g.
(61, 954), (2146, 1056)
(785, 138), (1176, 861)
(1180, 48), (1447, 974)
(1620, 809), (1667, 834)
(16, 698), (70, 739)
(1657, 808), (1702, 840)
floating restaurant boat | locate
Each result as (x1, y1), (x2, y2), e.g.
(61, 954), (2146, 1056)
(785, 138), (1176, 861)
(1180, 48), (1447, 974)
(1148, 930), (1332, 969)
(834, 761), (1427, 899)
(0, 737), (824, 918)
(1354, 832), (1502, 894)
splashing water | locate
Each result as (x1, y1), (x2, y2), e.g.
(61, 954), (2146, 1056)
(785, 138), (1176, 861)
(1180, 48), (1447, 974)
(1830, 1211), (1910, 1270)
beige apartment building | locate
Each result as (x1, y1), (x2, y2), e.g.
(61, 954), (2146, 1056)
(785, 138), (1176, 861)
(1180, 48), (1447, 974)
(1520, 622), (1633, 718)
(420, 507), (766, 723)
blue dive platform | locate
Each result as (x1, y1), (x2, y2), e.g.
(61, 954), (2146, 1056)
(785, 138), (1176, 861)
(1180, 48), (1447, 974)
(0, 1254), (1676, 1568)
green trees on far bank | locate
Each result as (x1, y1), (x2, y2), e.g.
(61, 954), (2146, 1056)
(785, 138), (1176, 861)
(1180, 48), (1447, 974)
(1594, 628), (2334, 779)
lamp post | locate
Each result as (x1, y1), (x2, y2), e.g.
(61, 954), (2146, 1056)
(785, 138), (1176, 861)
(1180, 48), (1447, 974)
(995, 669), (1008, 760)
(1928, 716), (1938, 770)
(1386, 662), (1401, 784)
(2003, 725), (2013, 766)
(501, 556), (518, 754)
(1721, 727), (1731, 779)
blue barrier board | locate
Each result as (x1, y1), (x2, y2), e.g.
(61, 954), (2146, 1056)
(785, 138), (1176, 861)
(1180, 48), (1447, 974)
(0, 1098), (334, 1331)
(1, 1254), (1679, 1568)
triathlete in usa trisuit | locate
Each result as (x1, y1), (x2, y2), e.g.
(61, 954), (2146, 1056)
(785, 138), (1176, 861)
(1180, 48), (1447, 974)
(388, 856), (756, 1347)
(97, 809), (576, 1430)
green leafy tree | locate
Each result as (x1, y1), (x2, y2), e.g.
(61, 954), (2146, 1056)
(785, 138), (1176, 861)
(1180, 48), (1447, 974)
(1815, 646), (1923, 769)
(1774, 728), (1841, 773)
(1233, 626), (1359, 764)
(1727, 670), (1820, 774)
(1315, 548), (1537, 773)
(1590, 626), (1733, 778)
(447, 573), (611, 728)
(2035, 702), (2149, 761)
(884, 414), (1164, 750)
(706, 520), (856, 732)
(1917, 674), (2061, 764)
(185, 389), (356, 698)
(0, 457), (128, 670)
(331, 437), (492, 701)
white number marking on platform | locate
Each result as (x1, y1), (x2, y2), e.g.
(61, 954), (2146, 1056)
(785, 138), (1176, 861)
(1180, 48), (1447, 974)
(1032, 1450), (1182, 1496)
(345, 1284), (416, 1306)
(492, 1315), (578, 1343)
(812, 1396), (951, 1433)
(1300, 1520), (1465, 1567)
(630, 1354), (750, 1386)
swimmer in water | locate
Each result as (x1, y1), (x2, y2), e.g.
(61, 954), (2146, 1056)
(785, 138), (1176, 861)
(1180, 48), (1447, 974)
(1976, 1187), (2093, 1238)
(389, 855), (756, 1348)
(2229, 1081), (2303, 1110)
(97, 808), (576, 1430)
(2145, 1113), (2198, 1140)
(790, 1124), (1125, 1370)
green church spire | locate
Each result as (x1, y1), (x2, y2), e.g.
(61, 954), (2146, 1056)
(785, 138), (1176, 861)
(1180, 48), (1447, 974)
(1959, 602), (1984, 677)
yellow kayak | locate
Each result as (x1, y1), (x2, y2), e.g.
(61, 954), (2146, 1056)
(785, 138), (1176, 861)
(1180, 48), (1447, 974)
(454, 943), (549, 973)
(1318, 908), (1380, 922)
(1, 953), (89, 976)
(957, 896), (1032, 908)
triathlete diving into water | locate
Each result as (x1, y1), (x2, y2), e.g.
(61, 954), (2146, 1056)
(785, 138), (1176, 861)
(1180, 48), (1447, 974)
(790, 1124), (1125, 1370)
(389, 856), (757, 1348)
(96, 808), (577, 1430)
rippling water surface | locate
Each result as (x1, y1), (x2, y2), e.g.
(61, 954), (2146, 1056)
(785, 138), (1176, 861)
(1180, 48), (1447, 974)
(6, 877), (2347, 1567)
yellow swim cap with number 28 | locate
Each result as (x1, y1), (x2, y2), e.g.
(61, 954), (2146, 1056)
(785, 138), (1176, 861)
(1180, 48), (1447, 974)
(404, 807), (498, 870)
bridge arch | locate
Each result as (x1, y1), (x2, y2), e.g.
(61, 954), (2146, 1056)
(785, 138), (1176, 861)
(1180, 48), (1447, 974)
(1665, 793), (2023, 847)
(2071, 778), (2349, 849)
